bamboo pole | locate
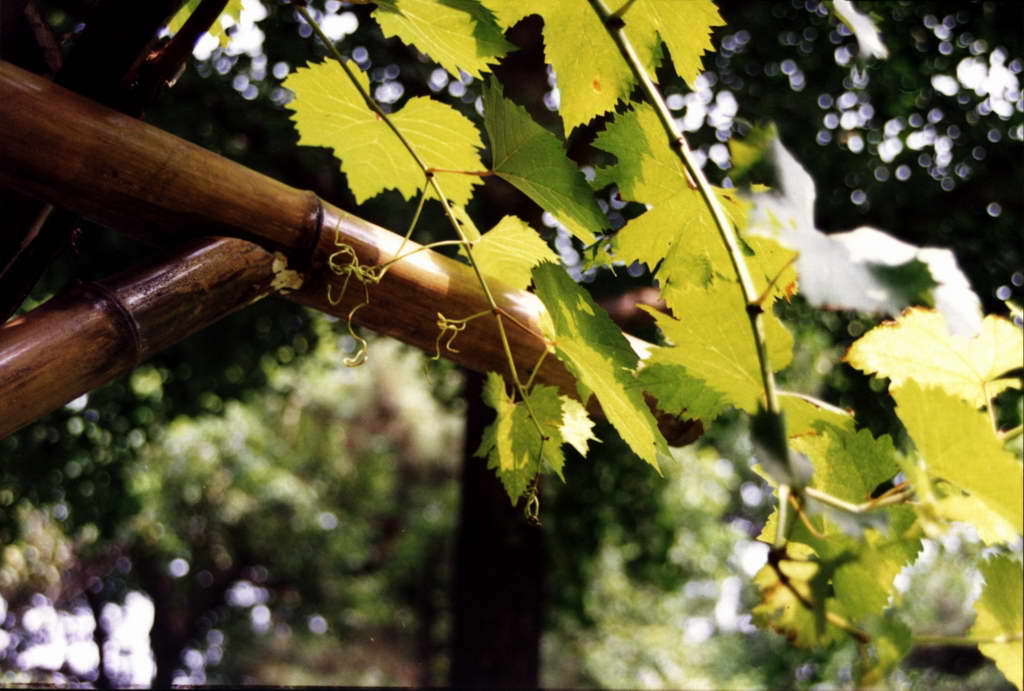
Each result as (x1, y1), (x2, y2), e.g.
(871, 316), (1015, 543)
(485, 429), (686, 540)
(0, 59), (575, 383)
(0, 61), (699, 444)
(0, 238), (276, 438)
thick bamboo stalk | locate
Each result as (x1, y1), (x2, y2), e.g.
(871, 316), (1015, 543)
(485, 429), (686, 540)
(0, 60), (574, 388)
(0, 237), (276, 438)
(0, 61), (699, 443)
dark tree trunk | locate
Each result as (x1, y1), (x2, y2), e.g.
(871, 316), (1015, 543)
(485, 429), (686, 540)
(449, 371), (545, 688)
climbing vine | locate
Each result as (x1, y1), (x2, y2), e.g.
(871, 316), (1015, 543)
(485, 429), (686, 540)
(170, 0), (1024, 685)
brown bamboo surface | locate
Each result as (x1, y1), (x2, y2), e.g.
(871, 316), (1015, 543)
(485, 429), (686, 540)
(0, 238), (276, 438)
(0, 59), (579, 383)
(0, 61), (698, 443)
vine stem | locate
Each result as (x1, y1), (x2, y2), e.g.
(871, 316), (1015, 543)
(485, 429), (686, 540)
(294, 4), (547, 441)
(587, 0), (796, 546)
(914, 633), (1023, 646)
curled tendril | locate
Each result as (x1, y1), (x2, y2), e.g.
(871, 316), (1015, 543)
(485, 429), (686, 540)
(524, 477), (541, 525)
(326, 229), (384, 367)
(433, 313), (469, 358)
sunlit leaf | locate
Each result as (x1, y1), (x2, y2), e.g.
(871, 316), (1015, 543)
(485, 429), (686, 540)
(558, 395), (598, 459)
(168, 0), (245, 48)
(779, 392), (854, 438)
(481, 0), (722, 134)
(373, 0), (512, 79)
(285, 60), (484, 205)
(477, 375), (596, 501)
(635, 360), (727, 424)
(472, 216), (558, 291)
(640, 280), (794, 415)
(893, 381), (1024, 535)
(482, 79), (605, 244)
(758, 423), (919, 617)
(970, 555), (1024, 690)
(592, 105), (747, 292)
(751, 544), (846, 648)
(832, 0), (889, 60)
(792, 426), (900, 505)
(533, 262), (670, 471)
(846, 308), (1023, 408)
(935, 493), (1020, 545)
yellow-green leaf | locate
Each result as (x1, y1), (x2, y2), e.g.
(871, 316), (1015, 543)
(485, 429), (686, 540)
(373, 0), (512, 79)
(792, 426), (900, 505)
(285, 60), (484, 205)
(641, 280), (794, 415)
(970, 555), (1024, 690)
(751, 544), (845, 648)
(893, 381), (1024, 535)
(593, 106), (744, 288)
(533, 262), (670, 471)
(477, 376), (596, 501)
(558, 395), (598, 459)
(635, 360), (727, 424)
(846, 308), (1023, 408)
(936, 493), (1019, 545)
(481, 0), (722, 134)
(168, 0), (244, 48)
(472, 216), (558, 291)
(482, 80), (605, 243)
(779, 392), (854, 438)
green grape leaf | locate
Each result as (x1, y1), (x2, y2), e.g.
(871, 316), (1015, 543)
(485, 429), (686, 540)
(640, 280), (794, 415)
(592, 105), (748, 290)
(472, 216), (558, 291)
(373, 0), (512, 79)
(847, 308), (1023, 408)
(779, 392), (854, 438)
(757, 423), (918, 621)
(821, 509), (919, 617)
(751, 544), (847, 648)
(558, 395), (598, 459)
(622, 0), (725, 88)
(482, 79), (605, 243)
(481, 0), (722, 134)
(970, 555), (1024, 691)
(792, 426), (900, 505)
(284, 60), (484, 205)
(635, 360), (727, 424)
(934, 493), (1019, 545)
(893, 381), (1024, 535)
(476, 371), (516, 468)
(477, 377), (597, 501)
(168, 0), (244, 47)
(532, 262), (670, 471)
(860, 614), (913, 686)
